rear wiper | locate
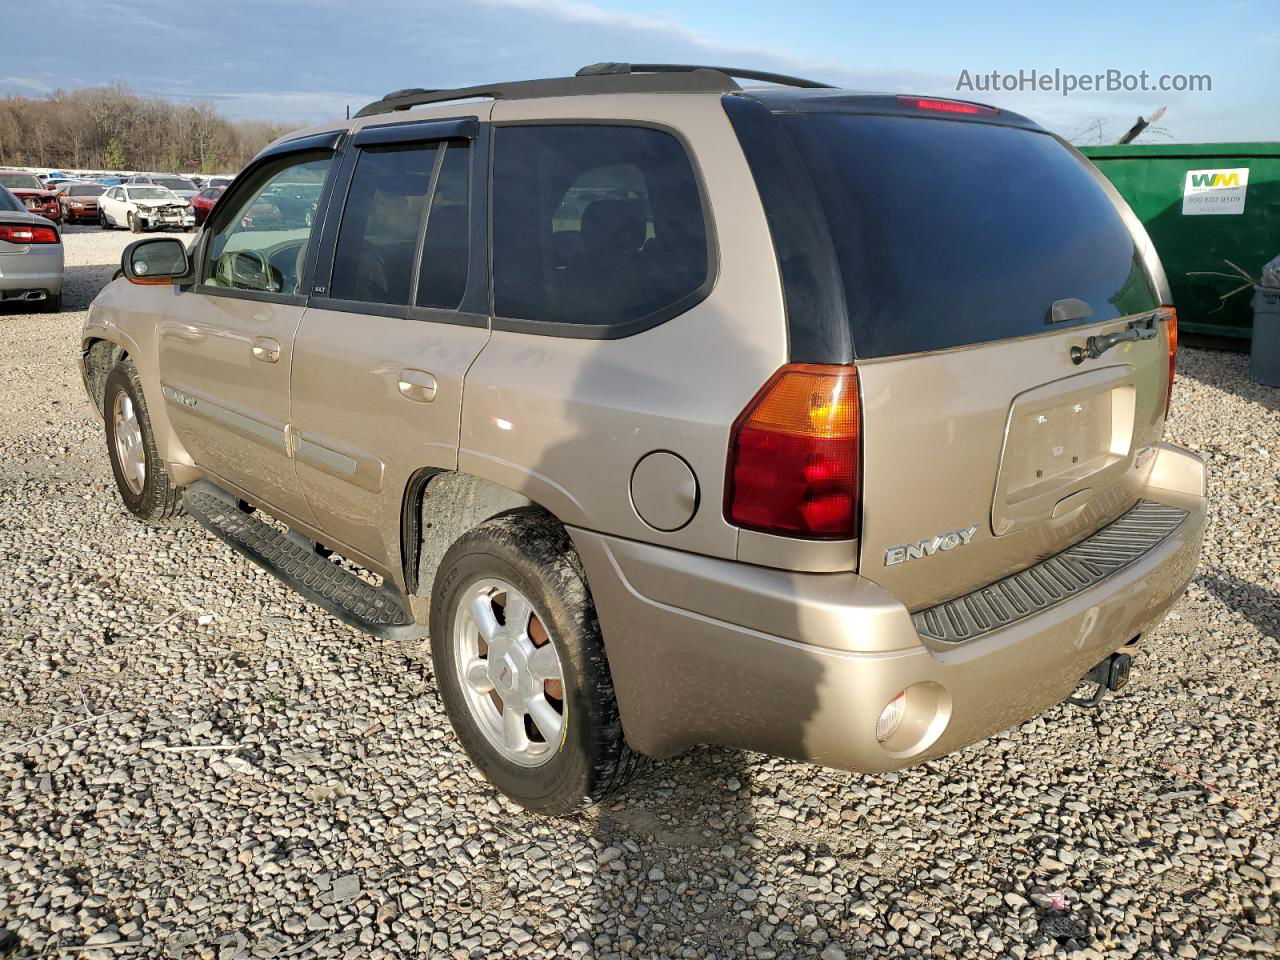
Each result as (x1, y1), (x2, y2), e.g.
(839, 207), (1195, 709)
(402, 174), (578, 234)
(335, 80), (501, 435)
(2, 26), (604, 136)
(1070, 311), (1164, 365)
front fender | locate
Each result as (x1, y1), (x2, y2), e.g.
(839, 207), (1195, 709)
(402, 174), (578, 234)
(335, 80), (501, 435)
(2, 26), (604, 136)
(81, 280), (196, 476)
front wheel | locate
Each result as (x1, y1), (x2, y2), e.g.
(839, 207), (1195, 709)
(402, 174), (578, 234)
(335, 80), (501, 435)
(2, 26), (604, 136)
(99, 209), (112, 230)
(430, 510), (644, 814)
(128, 212), (142, 234)
(103, 360), (182, 522)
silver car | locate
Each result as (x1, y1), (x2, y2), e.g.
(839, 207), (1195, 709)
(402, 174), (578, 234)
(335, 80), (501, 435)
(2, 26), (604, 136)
(0, 185), (63, 312)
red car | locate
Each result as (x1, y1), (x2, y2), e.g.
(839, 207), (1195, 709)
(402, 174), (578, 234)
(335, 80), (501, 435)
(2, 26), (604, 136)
(0, 172), (61, 223)
(191, 185), (225, 225)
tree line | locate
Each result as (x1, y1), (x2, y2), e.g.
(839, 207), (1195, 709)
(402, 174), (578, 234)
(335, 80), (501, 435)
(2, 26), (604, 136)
(0, 84), (293, 175)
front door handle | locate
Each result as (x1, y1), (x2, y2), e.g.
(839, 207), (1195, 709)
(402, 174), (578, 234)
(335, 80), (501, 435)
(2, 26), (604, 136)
(397, 369), (438, 403)
(251, 337), (282, 363)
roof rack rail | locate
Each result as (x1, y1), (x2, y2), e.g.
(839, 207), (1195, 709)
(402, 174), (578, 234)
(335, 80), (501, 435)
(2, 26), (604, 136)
(356, 69), (738, 118)
(355, 62), (833, 118)
(576, 62), (833, 89)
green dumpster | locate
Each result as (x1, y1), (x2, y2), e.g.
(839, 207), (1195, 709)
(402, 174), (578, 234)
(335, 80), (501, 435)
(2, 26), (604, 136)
(1080, 142), (1280, 341)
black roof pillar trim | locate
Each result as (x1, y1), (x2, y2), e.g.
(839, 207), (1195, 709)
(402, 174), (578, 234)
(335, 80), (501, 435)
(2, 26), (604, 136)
(721, 94), (853, 365)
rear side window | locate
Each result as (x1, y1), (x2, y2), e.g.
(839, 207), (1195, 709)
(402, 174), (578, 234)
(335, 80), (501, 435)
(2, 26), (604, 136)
(416, 141), (470, 310)
(779, 115), (1159, 357)
(492, 124), (709, 331)
(332, 143), (438, 306)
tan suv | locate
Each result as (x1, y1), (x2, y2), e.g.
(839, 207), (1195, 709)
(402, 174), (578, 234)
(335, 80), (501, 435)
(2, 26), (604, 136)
(79, 64), (1207, 813)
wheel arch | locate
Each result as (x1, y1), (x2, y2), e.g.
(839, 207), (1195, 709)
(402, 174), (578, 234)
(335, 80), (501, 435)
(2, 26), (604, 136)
(403, 469), (566, 603)
(81, 336), (130, 416)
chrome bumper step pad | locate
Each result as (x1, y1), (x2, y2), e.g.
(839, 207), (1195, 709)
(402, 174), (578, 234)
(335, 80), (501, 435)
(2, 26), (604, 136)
(913, 500), (1189, 643)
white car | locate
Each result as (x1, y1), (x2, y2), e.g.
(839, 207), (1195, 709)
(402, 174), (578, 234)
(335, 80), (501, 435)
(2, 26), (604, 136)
(98, 185), (196, 233)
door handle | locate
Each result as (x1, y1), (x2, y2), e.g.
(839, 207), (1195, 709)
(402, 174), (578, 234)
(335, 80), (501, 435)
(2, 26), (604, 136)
(397, 369), (438, 403)
(251, 337), (282, 363)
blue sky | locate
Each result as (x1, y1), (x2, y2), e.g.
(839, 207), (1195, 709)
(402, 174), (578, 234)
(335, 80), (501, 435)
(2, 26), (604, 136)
(4, 0), (1276, 143)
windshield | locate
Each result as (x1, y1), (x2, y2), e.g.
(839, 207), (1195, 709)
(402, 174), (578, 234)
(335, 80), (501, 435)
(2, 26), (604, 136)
(778, 114), (1159, 358)
(69, 184), (106, 197)
(128, 187), (179, 201)
(0, 173), (43, 190)
(155, 177), (196, 191)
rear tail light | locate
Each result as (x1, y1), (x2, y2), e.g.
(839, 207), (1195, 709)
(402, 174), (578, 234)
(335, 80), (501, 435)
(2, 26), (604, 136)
(898, 95), (998, 116)
(726, 363), (861, 539)
(1164, 306), (1177, 418)
(0, 224), (59, 244)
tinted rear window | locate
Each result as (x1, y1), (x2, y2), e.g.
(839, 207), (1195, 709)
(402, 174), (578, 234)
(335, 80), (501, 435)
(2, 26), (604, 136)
(492, 124), (709, 332)
(780, 115), (1158, 358)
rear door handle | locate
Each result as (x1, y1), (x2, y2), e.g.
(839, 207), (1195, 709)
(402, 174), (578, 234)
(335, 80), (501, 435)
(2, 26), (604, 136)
(397, 369), (438, 403)
(251, 337), (282, 363)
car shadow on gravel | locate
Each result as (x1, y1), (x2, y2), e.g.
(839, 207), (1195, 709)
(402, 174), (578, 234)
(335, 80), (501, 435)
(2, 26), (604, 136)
(1198, 571), (1280, 643)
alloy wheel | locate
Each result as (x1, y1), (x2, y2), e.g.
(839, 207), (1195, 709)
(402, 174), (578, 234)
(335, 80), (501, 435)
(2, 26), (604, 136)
(452, 578), (566, 767)
(111, 391), (146, 495)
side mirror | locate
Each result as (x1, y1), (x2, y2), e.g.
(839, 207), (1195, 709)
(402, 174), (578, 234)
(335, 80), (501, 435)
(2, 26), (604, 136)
(121, 237), (190, 285)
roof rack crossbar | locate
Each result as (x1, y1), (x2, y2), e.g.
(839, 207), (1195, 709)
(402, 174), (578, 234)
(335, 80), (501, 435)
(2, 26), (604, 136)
(355, 67), (747, 118)
(576, 62), (834, 89)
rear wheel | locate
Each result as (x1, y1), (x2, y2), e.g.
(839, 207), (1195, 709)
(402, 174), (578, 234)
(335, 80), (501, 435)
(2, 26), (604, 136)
(103, 360), (182, 522)
(430, 510), (644, 814)
(41, 293), (62, 314)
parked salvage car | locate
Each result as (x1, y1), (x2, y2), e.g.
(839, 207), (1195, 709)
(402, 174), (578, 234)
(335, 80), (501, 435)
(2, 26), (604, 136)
(98, 185), (196, 233)
(0, 185), (63, 312)
(0, 172), (61, 223)
(190, 185), (224, 225)
(127, 175), (199, 201)
(81, 64), (1205, 814)
(58, 182), (107, 224)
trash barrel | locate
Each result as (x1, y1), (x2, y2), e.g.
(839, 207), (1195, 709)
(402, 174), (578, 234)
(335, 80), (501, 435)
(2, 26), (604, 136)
(1252, 286), (1280, 387)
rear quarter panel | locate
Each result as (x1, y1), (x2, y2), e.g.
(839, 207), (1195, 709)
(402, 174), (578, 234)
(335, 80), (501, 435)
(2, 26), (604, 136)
(459, 94), (789, 561)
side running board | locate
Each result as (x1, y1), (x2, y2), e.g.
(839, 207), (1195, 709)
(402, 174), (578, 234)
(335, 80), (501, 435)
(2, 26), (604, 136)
(183, 481), (424, 641)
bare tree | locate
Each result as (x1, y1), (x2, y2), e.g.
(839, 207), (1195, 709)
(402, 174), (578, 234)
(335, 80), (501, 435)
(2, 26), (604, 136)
(0, 83), (288, 173)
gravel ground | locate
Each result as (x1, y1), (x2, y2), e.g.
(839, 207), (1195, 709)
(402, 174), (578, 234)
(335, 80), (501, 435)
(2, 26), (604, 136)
(1, 227), (1278, 960)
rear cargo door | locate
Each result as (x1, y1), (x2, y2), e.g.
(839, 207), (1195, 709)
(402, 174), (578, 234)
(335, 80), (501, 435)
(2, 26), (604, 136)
(780, 112), (1172, 610)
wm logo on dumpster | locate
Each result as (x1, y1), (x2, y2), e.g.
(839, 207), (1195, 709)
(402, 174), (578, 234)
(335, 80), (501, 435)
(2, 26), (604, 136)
(1190, 171), (1241, 188)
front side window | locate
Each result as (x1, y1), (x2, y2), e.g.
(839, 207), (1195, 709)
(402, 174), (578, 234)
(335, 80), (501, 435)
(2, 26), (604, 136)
(492, 124), (709, 330)
(330, 143), (438, 306)
(202, 153), (331, 295)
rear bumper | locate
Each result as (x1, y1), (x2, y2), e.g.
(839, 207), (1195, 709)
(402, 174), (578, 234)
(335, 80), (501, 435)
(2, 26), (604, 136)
(0, 248), (64, 296)
(571, 442), (1206, 772)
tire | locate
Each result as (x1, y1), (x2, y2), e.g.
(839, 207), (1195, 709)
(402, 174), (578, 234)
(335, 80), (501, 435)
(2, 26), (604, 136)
(99, 209), (112, 230)
(41, 293), (62, 313)
(128, 212), (142, 234)
(430, 510), (644, 814)
(103, 360), (183, 523)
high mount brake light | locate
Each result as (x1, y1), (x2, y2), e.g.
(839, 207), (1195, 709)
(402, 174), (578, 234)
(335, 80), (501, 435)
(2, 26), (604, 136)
(726, 364), (862, 539)
(898, 95), (999, 116)
(0, 224), (59, 244)
(1164, 306), (1177, 419)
